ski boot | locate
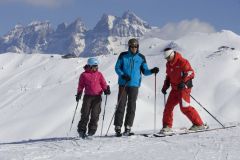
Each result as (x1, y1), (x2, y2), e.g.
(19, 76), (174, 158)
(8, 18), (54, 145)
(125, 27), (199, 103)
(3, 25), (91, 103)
(123, 126), (134, 136)
(87, 129), (96, 137)
(78, 129), (87, 139)
(115, 126), (122, 137)
(189, 123), (209, 131)
(159, 126), (172, 134)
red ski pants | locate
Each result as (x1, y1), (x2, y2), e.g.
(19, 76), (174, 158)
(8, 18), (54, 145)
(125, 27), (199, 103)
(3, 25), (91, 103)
(162, 88), (203, 128)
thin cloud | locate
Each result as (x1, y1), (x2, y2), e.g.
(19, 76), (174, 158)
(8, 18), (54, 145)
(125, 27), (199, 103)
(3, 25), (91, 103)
(0, 0), (71, 8)
(158, 19), (216, 40)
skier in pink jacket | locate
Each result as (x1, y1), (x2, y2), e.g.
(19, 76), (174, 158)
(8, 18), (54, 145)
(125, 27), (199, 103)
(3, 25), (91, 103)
(76, 57), (110, 138)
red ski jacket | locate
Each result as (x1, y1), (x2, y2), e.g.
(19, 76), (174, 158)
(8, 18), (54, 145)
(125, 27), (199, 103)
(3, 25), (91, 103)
(163, 52), (194, 91)
(77, 68), (107, 96)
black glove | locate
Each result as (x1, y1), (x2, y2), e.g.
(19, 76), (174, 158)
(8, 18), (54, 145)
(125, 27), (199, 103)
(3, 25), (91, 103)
(122, 74), (131, 81)
(104, 85), (111, 95)
(151, 67), (159, 74)
(178, 82), (185, 90)
(185, 79), (193, 88)
(75, 92), (82, 102)
(161, 88), (167, 95)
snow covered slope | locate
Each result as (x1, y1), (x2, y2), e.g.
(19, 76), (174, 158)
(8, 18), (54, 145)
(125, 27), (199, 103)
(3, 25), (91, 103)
(0, 30), (240, 160)
(1, 126), (240, 160)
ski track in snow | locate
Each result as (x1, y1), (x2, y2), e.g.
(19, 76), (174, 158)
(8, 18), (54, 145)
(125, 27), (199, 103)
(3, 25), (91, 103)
(0, 125), (239, 160)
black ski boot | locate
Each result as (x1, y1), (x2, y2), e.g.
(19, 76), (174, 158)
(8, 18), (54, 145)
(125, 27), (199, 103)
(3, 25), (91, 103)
(88, 129), (96, 137)
(123, 126), (134, 136)
(78, 129), (87, 139)
(115, 126), (122, 137)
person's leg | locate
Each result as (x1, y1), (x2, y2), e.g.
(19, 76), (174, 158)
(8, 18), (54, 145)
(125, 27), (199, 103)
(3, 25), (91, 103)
(88, 96), (102, 136)
(162, 90), (179, 128)
(114, 86), (128, 132)
(124, 87), (139, 130)
(77, 95), (92, 136)
(179, 89), (204, 126)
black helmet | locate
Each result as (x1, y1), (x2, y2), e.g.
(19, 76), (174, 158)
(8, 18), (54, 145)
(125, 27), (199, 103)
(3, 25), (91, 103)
(128, 38), (139, 48)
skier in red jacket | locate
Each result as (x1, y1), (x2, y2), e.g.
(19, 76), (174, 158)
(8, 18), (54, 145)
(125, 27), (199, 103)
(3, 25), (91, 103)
(160, 48), (206, 133)
(76, 57), (110, 138)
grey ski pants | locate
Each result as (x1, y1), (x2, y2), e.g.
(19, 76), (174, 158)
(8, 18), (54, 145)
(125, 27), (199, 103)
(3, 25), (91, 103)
(77, 95), (102, 134)
(114, 86), (139, 128)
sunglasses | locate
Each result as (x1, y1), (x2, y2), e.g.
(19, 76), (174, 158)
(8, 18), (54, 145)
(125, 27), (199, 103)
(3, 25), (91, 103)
(165, 55), (171, 60)
(130, 46), (138, 48)
(91, 65), (98, 68)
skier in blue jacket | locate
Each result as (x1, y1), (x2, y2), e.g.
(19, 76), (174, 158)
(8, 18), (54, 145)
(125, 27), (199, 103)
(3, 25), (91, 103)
(114, 38), (159, 136)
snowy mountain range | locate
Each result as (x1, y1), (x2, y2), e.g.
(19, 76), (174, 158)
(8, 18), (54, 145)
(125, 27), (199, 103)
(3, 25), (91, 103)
(0, 11), (151, 57)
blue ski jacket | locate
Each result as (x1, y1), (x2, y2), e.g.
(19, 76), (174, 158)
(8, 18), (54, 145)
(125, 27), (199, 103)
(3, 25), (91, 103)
(115, 50), (152, 87)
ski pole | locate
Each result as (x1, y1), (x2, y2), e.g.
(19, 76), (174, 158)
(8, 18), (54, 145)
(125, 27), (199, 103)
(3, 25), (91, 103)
(69, 101), (79, 132)
(154, 73), (157, 133)
(100, 95), (108, 137)
(105, 83), (128, 136)
(190, 94), (225, 128)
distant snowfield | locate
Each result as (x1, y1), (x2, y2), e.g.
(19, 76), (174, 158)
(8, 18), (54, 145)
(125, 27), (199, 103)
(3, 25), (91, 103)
(0, 30), (240, 160)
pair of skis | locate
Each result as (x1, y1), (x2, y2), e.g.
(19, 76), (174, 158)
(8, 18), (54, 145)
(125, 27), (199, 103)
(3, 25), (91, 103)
(141, 125), (236, 138)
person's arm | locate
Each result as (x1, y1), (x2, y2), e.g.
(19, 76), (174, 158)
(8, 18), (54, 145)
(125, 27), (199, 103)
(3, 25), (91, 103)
(76, 74), (85, 102)
(177, 59), (194, 90)
(99, 72), (107, 91)
(139, 54), (152, 76)
(161, 65), (170, 94)
(115, 53), (125, 77)
(77, 74), (85, 94)
(181, 59), (194, 83)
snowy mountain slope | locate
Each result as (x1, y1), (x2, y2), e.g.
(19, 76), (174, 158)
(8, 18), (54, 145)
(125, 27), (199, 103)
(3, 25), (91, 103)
(0, 30), (240, 160)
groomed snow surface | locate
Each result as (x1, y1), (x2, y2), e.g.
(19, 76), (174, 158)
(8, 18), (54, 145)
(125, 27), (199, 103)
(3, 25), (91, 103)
(1, 124), (240, 160)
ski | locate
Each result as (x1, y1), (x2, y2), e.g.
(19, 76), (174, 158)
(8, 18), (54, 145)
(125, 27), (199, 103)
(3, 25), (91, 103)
(179, 125), (236, 135)
(141, 125), (237, 138)
(102, 132), (135, 138)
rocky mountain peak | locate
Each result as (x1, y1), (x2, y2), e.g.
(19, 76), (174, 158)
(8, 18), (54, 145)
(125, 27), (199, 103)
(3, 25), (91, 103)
(0, 11), (152, 56)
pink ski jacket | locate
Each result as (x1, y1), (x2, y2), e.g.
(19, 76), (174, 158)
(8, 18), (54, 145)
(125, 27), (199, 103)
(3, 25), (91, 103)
(77, 69), (107, 96)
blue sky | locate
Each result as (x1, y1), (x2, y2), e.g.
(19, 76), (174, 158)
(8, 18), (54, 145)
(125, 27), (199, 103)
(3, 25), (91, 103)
(0, 0), (239, 36)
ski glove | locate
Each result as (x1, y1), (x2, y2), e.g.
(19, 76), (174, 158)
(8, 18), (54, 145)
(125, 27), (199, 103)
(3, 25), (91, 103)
(104, 85), (111, 95)
(161, 88), (167, 95)
(151, 67), (159, 74)
(185, 79), (193, 88)
(75, 92), (82, 102)
(178, 82), (185, 90)
(122, 74), (131, 81)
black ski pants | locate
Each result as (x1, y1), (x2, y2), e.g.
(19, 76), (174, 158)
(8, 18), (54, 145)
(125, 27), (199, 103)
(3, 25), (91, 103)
(114, 85), (139, 128)
(77, 95), (102, 134)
